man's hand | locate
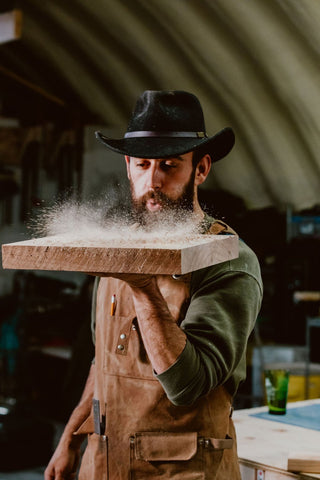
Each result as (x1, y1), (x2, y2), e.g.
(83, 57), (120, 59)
(44, 366), (94, 480)
(44, 441), (81, 480)
(109, 273), (155, 289)
(88, 272), (155, 289)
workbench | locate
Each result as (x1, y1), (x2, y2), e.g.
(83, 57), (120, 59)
(234, 399), (320, 479)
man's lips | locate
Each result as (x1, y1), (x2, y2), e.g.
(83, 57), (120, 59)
(146, 198), (162, 211)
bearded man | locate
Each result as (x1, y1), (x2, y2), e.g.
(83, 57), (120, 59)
(45, 90), (263, 480)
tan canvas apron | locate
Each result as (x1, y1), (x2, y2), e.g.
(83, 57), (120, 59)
(76, 243), (241, 479)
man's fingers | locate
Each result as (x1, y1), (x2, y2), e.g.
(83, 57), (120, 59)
(85, 271), (155, 288)
(55, 473), (77, 480)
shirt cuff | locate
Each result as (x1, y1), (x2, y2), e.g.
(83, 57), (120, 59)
(155, 340), (203, 405)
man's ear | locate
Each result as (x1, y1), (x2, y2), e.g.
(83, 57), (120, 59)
(195, 154), (212, 186)
(125, 155), (131, 179)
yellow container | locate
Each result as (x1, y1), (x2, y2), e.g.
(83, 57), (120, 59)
(288, 374), (320, 402)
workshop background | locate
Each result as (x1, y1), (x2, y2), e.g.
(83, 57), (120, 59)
(0, 0), (319, 477)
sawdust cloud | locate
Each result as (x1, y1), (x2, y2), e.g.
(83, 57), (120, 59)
(28, 196), (203, 246)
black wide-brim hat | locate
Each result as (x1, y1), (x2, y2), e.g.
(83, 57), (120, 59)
(96, 90), (235, 162)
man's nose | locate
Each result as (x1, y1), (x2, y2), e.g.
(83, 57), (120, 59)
(147, 163), (162, 189)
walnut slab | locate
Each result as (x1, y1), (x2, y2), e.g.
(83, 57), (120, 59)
(2, 234), (239, 275)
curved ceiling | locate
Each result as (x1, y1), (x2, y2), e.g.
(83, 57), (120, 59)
(1, 0), (320, 211)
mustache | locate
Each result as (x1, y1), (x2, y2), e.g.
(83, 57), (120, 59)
(141, 190), (171, 205)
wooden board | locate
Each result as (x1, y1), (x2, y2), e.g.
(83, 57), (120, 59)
(234, 399), (320, 480)
(1, 233), (238, 275)
(288, 453), (320, 474)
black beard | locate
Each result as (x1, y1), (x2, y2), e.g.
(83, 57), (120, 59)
(130, 170), (196, 228)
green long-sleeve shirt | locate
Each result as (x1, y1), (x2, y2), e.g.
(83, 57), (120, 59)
(156, 237), (263, 405)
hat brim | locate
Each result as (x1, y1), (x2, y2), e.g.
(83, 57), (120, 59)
(95, 127), (234, 162)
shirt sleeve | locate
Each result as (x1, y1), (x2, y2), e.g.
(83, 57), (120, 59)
(155, 241), (263, 406)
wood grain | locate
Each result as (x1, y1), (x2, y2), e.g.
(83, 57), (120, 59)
(2, 234), (238, 275)
(288, 453), (320, 474)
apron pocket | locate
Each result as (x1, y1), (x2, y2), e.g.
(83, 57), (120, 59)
(130, 431), (203, 480)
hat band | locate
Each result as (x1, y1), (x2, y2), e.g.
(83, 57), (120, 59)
(124, 131), (207, 139)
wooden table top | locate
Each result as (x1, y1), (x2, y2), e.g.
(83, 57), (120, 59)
(234, 399), (320, 479)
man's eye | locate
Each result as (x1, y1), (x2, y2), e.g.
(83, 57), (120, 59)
(162, 162), (176, 170)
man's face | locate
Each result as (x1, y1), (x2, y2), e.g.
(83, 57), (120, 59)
(125, 152), (196, 225)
